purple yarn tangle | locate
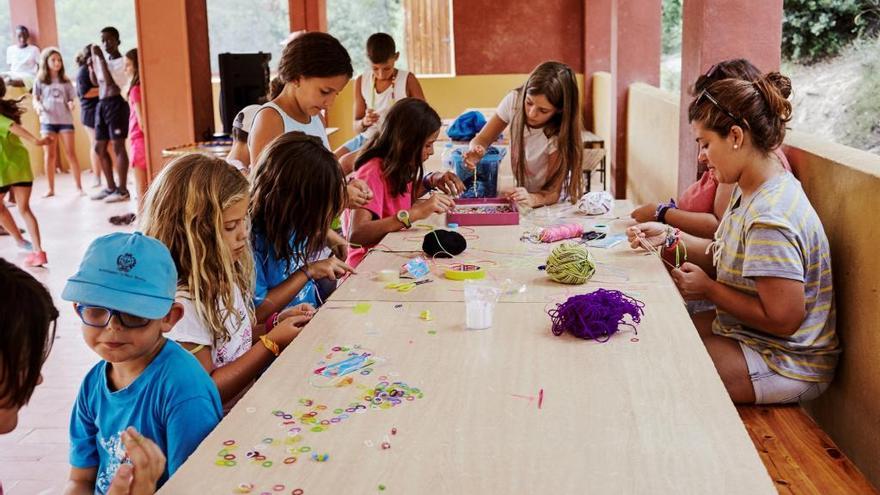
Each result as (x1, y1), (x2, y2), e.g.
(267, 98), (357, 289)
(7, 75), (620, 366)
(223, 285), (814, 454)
(548, 289), (645, 342)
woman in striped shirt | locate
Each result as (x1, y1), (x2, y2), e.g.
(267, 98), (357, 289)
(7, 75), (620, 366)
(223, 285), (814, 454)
(627, 72), (838, 405)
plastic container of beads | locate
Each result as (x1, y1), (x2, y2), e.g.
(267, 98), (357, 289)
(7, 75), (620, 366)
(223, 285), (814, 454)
(450, 146), (507, 198)
(446, 198), (520, 226)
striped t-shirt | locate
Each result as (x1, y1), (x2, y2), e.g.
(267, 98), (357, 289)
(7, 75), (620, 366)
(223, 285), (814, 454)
(711, 172), (839, 382)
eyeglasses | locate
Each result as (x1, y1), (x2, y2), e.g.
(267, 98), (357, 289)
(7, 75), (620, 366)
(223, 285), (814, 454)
(75, 304), (152, 329)
(697, 90), (749, 129)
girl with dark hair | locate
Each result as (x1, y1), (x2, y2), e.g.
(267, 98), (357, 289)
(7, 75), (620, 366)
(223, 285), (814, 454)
(0, 77), (50, 266)
(630, 59), (791, 238)
(627, 72), (838, 405)
(250, 132), (354, 320)
(345, 98), (463, 267)
(465, 61), (583, 207)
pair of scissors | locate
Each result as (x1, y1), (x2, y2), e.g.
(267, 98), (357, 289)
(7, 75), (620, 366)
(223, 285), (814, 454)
(385, 279), (433, 293)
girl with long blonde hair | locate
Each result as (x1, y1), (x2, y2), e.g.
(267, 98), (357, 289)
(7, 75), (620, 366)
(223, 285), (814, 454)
(141, 154), (313, 405)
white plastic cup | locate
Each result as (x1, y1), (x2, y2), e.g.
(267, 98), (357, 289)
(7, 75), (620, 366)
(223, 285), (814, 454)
(464, 281), (501, 330)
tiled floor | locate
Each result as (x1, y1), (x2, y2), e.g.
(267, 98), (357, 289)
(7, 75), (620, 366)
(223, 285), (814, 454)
(0, 171), (134, 494)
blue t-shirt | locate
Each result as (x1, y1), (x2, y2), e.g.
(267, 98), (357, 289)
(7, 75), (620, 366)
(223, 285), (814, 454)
(69, 339), (222, 494)
(252, 231), (318, 309)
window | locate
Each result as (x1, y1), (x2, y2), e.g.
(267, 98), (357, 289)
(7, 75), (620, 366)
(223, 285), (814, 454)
(0, 2), (12, 71)
(327, 0), (453, 77)
(55, 0), (137, 79)
(207, 0), (290, 74)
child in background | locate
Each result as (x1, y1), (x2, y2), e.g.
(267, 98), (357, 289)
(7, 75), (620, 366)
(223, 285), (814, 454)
(0, 259), (168, 494)
(466, 61), (583, 207)
(141, 154), (315, 405)
(75, 44), (102, 188)
(250, 132), (354, 322)
(126, 49), (147, 210)
(0, 78), (50, 266)
(628, 73), (838, 405)
(3, 26), (40, 88)
(335, 32), (426, 173)
(109, 48), (147, 227)
(89, 27), (131, 204)
(61, 232), (222, 493)
(346, 98), (463, 267)
(630, 59), (792, 239)
(225, 104), (260, 174)
(248, 32), (371, 209)
(33, 47), (83, 196)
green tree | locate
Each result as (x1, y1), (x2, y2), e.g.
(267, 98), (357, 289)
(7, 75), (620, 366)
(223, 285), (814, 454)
(782, 0), (880, 62)
(662, 0), (682, 55)
(1, 1), (14, 71)
(207, 0), (290, 73)
(55, 0), (137, 74)
(327, 0), (406, 76)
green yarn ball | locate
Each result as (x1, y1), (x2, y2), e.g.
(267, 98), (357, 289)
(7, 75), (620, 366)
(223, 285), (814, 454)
(546, 243), (596, 285)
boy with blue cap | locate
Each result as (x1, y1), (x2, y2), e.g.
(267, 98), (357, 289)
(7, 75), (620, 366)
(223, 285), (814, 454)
(61, 232), (222, 494)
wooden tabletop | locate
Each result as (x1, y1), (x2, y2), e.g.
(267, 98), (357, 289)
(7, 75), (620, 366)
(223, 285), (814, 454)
(161, 193), (774, 493)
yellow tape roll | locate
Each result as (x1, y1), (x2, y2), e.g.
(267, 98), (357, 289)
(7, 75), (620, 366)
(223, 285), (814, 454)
(443, 264), (486, 281)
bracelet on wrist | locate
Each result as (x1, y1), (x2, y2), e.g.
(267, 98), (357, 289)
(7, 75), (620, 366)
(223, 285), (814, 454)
(266, 312), (280, 332)
(259, 334), (280, 357)
(655, 198), (677, 224)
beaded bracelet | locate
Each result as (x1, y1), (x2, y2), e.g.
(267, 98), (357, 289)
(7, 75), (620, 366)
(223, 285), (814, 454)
(663, 227), (687, 268)
(655, 198), (677, 224)
(266, 312), (280, 333)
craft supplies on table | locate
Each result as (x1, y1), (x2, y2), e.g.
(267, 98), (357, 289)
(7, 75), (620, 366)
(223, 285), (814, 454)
(464, 280), (501, 329)
(447, 198), (519, 226)
(443, 263), (486, 281)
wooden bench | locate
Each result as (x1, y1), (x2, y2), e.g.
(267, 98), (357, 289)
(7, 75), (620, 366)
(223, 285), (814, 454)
(738, 405), (879, 494)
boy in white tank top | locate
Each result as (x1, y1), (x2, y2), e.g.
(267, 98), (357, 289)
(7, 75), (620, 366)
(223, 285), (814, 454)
(335, 33), (425, 173)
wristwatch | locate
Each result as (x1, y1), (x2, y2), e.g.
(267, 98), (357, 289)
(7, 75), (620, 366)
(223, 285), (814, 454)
(396, 209), (412, 229)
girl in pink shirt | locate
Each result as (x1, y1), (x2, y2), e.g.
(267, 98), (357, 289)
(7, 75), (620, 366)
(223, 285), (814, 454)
(345, 98), (463, 267)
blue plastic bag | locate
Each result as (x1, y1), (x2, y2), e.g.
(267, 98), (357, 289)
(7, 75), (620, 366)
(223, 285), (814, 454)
(447, 111), (487, 141)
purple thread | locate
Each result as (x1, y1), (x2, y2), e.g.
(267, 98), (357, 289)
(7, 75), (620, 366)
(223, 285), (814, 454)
(548, 289), (645, 342)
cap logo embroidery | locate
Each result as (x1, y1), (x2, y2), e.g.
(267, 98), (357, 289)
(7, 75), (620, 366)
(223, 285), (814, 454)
(116, 253), (136, 273)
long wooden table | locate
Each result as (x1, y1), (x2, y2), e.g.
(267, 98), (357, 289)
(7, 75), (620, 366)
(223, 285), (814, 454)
(161, 194), (775, 493)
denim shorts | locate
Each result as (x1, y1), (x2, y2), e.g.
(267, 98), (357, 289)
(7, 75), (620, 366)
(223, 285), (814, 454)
(739, 342), (829, 404)
(40, 123), (75, 133)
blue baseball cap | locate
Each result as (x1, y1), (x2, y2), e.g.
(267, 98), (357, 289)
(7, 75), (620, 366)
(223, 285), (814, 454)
(62, 232), (178, 319)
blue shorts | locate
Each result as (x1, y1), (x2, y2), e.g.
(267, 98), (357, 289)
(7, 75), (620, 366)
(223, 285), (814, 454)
(40, 123), (75, 134)
(342, 133), (367, 153)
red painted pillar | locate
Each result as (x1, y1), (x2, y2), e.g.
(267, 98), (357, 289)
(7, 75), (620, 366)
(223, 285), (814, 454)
(8, 0), (57, 48)
(289, 0), (327, 32)
(583, 0), (613, 131)
(611, 0), (661, 198)
(677, 0), (783, 195)
(134, 0), (213, 177)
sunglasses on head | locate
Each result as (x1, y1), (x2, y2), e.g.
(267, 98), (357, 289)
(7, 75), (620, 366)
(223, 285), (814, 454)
(696, 89), (749, 129)
(75, 304), (152, 329)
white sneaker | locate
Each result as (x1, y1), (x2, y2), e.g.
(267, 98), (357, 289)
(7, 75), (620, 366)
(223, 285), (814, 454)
(104, 190), (131, 203)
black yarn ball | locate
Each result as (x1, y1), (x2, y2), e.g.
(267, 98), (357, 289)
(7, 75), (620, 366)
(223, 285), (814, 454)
(422, 229), (467, 258)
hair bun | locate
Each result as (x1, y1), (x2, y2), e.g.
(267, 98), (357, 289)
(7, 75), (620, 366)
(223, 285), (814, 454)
(763, 72), (792, 99)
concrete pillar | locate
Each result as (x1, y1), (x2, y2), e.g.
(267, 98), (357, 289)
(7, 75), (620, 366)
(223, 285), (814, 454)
(289, 0), (327, 32)
(611, 0), (661, 198)
(134, 0), (213, 177)
(583, 0), (613, 131)
(8, 0), (57, 48)
(677, 0), (783, 195)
